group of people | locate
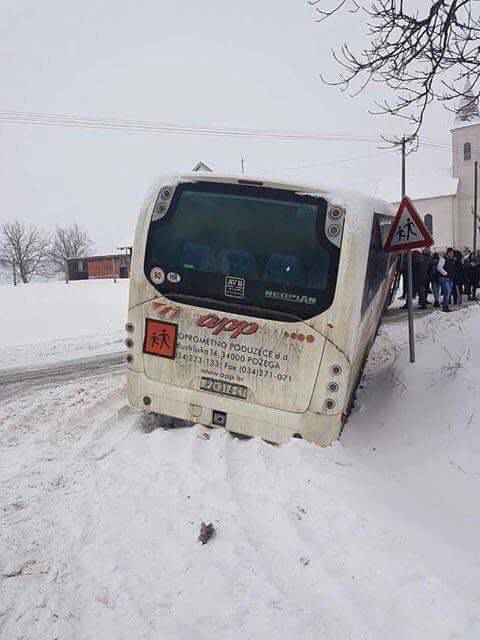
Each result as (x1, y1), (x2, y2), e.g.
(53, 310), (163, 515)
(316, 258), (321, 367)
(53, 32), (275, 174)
(400, 247), (480, 313)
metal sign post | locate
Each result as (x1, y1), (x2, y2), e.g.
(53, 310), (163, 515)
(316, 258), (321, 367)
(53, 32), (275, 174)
(384, 139), (434, 364)
(406, 247), (415, 363)
(402, 139), (415, 364)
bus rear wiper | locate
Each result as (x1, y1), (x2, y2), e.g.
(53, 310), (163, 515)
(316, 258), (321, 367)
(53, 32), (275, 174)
(165, 293), (304, 323)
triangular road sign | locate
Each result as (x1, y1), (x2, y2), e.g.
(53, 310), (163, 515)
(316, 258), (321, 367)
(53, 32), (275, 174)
(384, 196), (434, 252)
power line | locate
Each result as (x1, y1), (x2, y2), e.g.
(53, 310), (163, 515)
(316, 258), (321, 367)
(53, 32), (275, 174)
(247, 149), (395, 173)
(3, 108), (480, 160)
(419, 137), (480, 158)
(2, 108), (479, 154)
(0, 108), (383, 142)
(337, 165), (453, 189)
(4, 107), (480, 173)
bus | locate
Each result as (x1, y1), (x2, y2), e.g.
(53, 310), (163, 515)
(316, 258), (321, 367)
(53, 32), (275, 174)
(126, 173), (396, 446)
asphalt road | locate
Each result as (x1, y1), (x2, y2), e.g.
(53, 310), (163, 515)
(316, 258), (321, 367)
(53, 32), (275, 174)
(0, 351), (125, 399)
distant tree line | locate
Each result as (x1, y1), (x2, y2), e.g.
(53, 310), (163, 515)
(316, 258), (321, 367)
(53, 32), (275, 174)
(0, 221), (93, 284)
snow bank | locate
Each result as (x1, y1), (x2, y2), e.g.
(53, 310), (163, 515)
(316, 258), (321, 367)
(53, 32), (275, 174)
(367, 303), (480, 378)
(0, 279), (129, 367)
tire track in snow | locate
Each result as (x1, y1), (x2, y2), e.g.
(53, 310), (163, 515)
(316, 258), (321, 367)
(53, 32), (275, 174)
(0, 351), (124, 400)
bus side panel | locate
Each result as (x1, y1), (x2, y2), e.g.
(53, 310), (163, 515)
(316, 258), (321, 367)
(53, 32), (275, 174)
(343, 263), (396, 416)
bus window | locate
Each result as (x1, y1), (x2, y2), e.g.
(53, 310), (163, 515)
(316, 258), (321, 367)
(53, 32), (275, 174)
(361, 213), (393, 316)
(144, 181), (341, 321)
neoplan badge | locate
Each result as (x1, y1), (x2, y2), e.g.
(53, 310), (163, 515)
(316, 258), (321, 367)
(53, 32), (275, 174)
(143, 318), (178, 359)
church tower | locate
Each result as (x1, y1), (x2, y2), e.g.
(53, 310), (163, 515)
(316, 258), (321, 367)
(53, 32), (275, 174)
(451, 79), (480, 249)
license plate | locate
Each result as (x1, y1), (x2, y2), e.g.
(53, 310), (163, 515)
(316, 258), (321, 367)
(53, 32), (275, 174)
(200, 377), (248, 400)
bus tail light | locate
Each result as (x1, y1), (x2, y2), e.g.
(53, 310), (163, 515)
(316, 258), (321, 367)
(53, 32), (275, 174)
(125, 338), (134, 348)
(327, 224), (340, 237)
(160, 187), (172, 200)
(310, 341), (350, 416)
(125, 322), (135, 332)
(126, 354), (134, 364)
(329, 206), (344, 220)
(325, 204), (345, 248)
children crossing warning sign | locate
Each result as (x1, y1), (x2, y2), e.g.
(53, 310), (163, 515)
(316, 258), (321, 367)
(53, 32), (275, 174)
(143, 318), (178, 359)
(384, 196), (434, 252)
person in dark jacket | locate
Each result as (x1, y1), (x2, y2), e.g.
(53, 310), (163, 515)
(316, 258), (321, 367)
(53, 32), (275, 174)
(464, 253), (479, 300)
(452, 250), (464, 305)
(401, 250), (429, 310)
(413, 250), (429, 308)
(437, 247), (455, 312)
(429, 252), (441, 307)
(422, 246), (433, 303)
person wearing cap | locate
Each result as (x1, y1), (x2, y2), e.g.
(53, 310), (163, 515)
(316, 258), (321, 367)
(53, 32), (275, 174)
(437, 247), (455, 312)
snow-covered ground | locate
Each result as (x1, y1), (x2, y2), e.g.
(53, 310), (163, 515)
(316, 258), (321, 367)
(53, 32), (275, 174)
(1, 282), (480, 639)
(0, 280), (129, 369)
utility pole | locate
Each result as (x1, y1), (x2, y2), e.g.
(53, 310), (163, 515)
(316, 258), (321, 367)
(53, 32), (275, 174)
(12, 258), (17, 286)
(474, 160), (478, 254)
(402, 136), (415, 363)
(112, 257), (117, 283)
(241, 158), (245, 174)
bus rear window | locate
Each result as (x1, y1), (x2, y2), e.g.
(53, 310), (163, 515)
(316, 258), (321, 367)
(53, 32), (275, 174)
(144, 182), (341, 321)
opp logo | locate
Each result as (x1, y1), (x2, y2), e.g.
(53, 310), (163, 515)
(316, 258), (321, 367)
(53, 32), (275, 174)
(196, 314), (259, 339)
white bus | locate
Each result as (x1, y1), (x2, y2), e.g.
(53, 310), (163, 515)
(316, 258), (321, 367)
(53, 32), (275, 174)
(126, 173), (396, 445)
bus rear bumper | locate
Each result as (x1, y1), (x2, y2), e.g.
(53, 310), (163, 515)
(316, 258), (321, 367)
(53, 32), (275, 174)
(127, 369), (343, 447)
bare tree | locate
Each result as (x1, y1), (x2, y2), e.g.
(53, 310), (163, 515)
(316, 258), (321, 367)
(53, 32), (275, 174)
(310, 0), (480, 139)
(0, 220), (51, 284)
(50, 223), (93, 279)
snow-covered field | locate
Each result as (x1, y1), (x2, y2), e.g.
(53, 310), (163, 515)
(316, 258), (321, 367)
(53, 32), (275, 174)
(0, 280), (129, 369)
(1, 282), (480, 639)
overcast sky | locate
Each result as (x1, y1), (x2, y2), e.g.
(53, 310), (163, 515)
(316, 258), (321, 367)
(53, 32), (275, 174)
(0, 0), (456, 252)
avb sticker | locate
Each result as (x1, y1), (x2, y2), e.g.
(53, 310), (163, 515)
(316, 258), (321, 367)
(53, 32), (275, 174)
(225, 276), (245, 299)
(150, 267), (165, 284)
(167, 271), (181, 283)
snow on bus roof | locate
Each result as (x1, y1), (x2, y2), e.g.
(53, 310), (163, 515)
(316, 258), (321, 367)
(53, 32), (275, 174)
(163, 171), (333, 194)
(151, 171), (393, 209)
